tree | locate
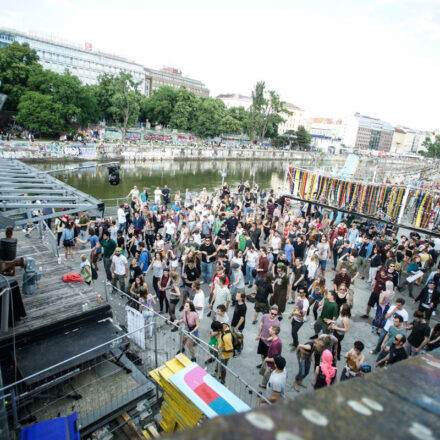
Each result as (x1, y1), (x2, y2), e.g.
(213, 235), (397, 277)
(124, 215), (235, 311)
(221, 115), (242, 134)
(94, 74), (116, 123)
(193, 98), (226, 138)
(295, 125), (312, 148)
(259, 90), (290, 142)
(248, 81), (266, 143)
(17, 91), (65, 136)
(228, 106), (249, 131)
(141, 86), (177, 127)
(0, 42), (42, 111)
(107, 72), (142, 140)
(169, 87), (199, 130)
(77, 85), (100, 127)
(422, 135), (440, 158)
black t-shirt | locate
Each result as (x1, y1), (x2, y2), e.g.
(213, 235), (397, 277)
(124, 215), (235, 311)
(117, 236), (125, 249)
(388, 346), (408, 364)
(129, 265), (142, 284)
(184, 265), (200, 286)
(255, 279), (273, 303)
(231, 303), (247, 331)
(408, 321), (430, 347)
(386, 270), (399, 287)
(199, 243), (216, 263)
(358, 244), (368, 258)
(293, 242), (305, 260)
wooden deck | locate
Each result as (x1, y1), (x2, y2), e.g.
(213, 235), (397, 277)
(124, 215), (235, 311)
(0, 229), (104, 344)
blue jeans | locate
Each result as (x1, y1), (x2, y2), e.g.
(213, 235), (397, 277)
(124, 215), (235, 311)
(295, 352), (312, 382)
(375, 329), (388, 352)
(245, 264), (255, 285)
(118, 222), (126, 233)
(142, 310), (155, 338)
(201, 261), (213, 284)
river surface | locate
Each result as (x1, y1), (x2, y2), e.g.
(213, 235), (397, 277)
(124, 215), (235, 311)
(34, 159), (320, 201)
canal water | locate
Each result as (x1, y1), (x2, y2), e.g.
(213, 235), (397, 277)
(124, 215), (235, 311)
(35, 159), (319, 201)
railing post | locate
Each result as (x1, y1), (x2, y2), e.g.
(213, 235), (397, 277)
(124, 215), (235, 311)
(103, 280), (109, 302)
(0, 365), (9, 440)
(10, 389), (18, 431)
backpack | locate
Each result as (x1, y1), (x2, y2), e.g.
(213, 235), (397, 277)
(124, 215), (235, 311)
(91, 266), (98, 280)
(222, 328), (243, 351)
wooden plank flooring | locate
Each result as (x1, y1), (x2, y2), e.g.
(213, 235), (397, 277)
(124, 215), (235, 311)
(1, 230), (104, 341)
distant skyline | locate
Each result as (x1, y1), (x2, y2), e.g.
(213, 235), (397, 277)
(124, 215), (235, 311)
(2, 0), (440, 130)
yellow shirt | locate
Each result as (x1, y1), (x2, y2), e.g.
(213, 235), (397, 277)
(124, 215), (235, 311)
(218, 329), (234, 360)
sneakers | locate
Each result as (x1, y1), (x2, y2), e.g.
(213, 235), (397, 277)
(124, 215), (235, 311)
(256, 363), (262, 369)
(252, 320), (257, 325)
(370, 349), (378, 355)
(360, 315), (369, 319)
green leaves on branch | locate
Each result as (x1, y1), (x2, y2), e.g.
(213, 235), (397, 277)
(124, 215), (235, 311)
(422, 135), (440, 158)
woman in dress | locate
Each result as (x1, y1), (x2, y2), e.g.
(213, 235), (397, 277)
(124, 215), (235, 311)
(175, 301), (200, 362)
(307, 276), (328, 321)
(372, 280), (394, 335)
(270, 263), (289, 319)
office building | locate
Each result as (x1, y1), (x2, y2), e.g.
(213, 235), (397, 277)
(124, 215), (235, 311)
(145, 67), (209, 98)
(217, 93), (252, 110)
(343, 113), (394, 151)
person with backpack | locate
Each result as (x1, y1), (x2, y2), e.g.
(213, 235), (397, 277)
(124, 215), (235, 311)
(218, 322), (234, 384)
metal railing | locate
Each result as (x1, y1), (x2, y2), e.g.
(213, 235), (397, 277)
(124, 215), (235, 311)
(104, 282), (270, 408)
(38, 220), (59, 259)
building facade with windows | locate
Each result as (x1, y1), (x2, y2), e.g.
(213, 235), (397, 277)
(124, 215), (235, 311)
(217, 93), (252, 110)
(309, 117), (343, 140)
(0, 27), (210, 98)
(277, 102), (306, 135)
(0, 27), (147, 93)
(343, 113), (394, 151)
(145, 67), (209, 98)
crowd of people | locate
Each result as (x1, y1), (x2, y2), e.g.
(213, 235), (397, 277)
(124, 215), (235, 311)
(45, 180), (440, 402)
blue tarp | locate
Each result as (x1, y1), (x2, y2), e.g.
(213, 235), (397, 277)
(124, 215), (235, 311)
(20, 412), (80, 440)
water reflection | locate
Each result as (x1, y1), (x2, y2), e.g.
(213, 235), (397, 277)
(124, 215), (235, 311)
(34, 159), (316, 200)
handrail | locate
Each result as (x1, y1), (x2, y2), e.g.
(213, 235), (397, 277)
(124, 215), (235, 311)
(106, 282), (271, 405)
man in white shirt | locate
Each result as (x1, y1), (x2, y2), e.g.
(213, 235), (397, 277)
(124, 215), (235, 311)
(371, 297), (408, 354)
(270, 231), (282, 264)
(117, 204), (127, 233)
(111, 247), (128, 292)
(164, 218), (176, 243)
(126, 186), (139, 200)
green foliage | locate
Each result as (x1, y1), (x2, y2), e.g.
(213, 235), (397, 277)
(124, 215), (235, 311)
(192, 98), (226, 138)
(247, 81), (290, 142)
(106, 72), (142, 139)
(0, 42), (42, 111)
(17, 69), (97, 136)
(295, 125), (312, 148)
(422, 135), (440, 158)
(169, 87), (199, 130)
(141, 86), (177, 127)
(17, 91), (65, 135)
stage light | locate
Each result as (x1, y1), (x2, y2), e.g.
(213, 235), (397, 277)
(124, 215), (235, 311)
(108, 165), (120, 185)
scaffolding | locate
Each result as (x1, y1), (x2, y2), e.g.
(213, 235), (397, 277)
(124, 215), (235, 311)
(0, 159), (104, 227)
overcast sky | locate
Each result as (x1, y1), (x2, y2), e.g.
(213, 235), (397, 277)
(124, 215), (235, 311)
(2, 0), (439, 130)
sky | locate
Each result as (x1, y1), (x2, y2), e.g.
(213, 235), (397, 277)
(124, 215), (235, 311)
(2, 0), (440, 130)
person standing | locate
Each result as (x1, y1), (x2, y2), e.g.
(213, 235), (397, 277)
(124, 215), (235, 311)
(316, 236), (331, 276)
(101, 231), (116, 281)
(61, 222), (75, 261)
(270, 264), (289, 319)
(255, 305), (280, 368)
(328, 303), (351, 360)
(80, 254), (92, 285)
(139, 286), (156, 340)
(175, 301), (200, 362)
(231, 292), (247, 354)
(210, 275), (231, 316)
(311, 291), (338, 339)
(414, 280), (439, 321)
(181, 259), (201, 309)
(111, 247), (128, 292)
(218, 322), (234, 384)
(192, 280), (205, 322)
(288, 287), (309, 350)
(162, 185), (170, 206)
(405, 310), (431, 356)
(230, 263), (245, 305)
(259, 355), (287, 404)
(259, 325), (282, 389)
(199, 237), (216, 284)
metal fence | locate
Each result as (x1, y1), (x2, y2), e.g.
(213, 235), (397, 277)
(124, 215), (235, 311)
(103, 282), (270, 409)
(0, 280), (269, 438)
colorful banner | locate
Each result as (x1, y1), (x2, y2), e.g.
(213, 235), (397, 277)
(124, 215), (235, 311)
(169, 363), (250, 418)
(288, 167), (440, 229)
